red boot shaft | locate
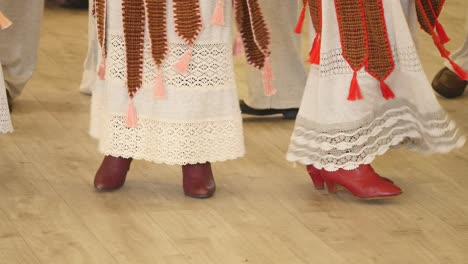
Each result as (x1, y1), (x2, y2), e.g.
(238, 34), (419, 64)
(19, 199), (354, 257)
(182, 162), (216, 198)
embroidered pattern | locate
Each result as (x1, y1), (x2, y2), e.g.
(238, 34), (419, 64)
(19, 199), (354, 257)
(109, 36), (234, 90)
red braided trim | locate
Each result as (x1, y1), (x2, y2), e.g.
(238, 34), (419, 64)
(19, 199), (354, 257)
(362, 0), (394, 82)
(334, 0), (367, 72)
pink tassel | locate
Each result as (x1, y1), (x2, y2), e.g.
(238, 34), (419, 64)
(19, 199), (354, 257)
(0, 11), (12, 30)
(98, 55), (106, 80)
(347, 71), (363, 101)
(211, 0), (225, 26)
(262, 58), (277, 96)
(435, 21), (450, 44)
(175, 46), (193, 74)
(308, 33), (321, 64)
(125, 99), (138, 128)
(294, 2), (307, 34)
(154, 68), (166, 99)
(380, 81), (395, 100)
(233, 32), (244, 56)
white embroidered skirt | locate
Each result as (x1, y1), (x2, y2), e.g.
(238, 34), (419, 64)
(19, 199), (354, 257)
(287, 0), (466, 171)
(89, 0), (245, 165)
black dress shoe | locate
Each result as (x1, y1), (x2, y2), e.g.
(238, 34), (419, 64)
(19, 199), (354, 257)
(239, 100), (298, 120)
(432, 67), (467, 99)
(57, 0), (88, 9)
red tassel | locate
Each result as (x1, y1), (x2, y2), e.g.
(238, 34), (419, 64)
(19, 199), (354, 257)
(154, 68), (166, 99)
(434, 37), (468, 80)
(294, 2), (307, 34)
(125, 99), (138, 128)
(380, 81), (395, 100)
(211, 0), (225, 26)
(262, 58), (277, 96)
(435, 21), (450, 44)
(347, 71), (363, 101)
(308, 33), (321, 64)
(0, 11), (12, 30)
(98, 55), (106, 80)
(448, 60), (468, 80)
(432, 37), (450, 58)
(175, 46), (193, 74)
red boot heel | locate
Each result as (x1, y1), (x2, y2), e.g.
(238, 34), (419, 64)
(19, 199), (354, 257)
(306, 165), (324, 189)
(324, 179), (337, 193)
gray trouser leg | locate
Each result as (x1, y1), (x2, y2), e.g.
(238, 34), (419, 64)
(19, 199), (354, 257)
(0, 0), (44, 98)
(244, 0), (307, 109)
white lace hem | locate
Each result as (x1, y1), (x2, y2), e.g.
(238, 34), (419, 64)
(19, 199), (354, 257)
(0, 89), (13, 134)
(287, 104), (466, 171)
(0, 125), (13, 134)
(90, 114), (245, 165)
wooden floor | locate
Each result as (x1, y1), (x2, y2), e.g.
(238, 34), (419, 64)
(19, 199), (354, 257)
(1, 1), (468, 264)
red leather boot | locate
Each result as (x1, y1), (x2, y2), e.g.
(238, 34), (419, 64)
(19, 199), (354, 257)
(318, 164), (402, 199)
(307, 164), (395, 191)
(94, 156), (132, 191)
(182, 162), (216, 198)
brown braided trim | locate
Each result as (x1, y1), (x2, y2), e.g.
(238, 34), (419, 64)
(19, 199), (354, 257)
(334, 0), (367, 70)
(235, 0), (268, 69)
(362, 0), (394, 80)
(416, 0), (438, 34)
(416, 3), (431, 34)
(430, 0), (445, 18)
(244, 0), (270, 55)
(235, 0), (265, 69)
(145, 0), (168, 66)
(173, 0), (202, 46)
(416, 0), (445, 35)
(122, 0), (146, 98)
(308, 0), (321, 33)
(95, 0), (106, 55)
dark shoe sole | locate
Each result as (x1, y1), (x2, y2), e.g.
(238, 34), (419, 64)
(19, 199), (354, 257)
(184, 186), (216, 199)
(94, 184), (125, 192)
(239, 100), (298, 120)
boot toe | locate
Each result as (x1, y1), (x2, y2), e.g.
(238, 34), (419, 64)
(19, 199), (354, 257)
(432, 67), (467, 98)
(370, 182), (402, 198)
